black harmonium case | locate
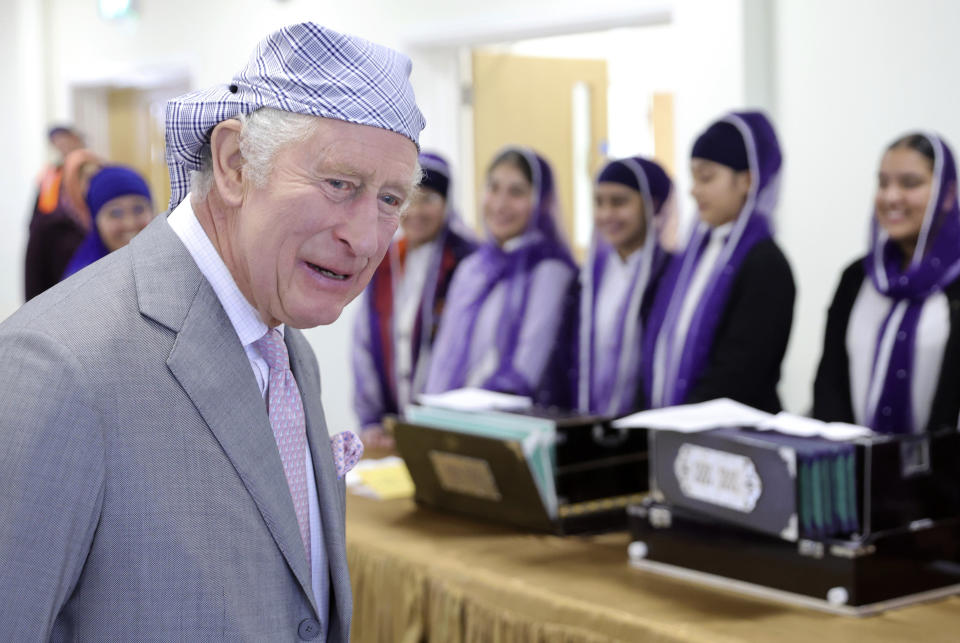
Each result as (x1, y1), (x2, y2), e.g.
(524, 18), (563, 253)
(626, 427), (960, 615)
(391, 410), (648, 535)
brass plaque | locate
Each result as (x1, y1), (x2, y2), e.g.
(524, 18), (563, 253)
(428, 450), (502, 502)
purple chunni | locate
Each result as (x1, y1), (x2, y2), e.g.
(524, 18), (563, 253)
(862, 133), (960, 433)
(579, 156), (674, 416)
(643, 111), (782, 408)
(425, 147), (577, 403)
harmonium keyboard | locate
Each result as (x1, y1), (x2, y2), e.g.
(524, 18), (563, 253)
(620, 405), (960, 615)
(388, 392), (649, 535)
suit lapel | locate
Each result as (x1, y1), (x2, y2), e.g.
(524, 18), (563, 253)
(131, 217), (318, 614)
(286, 329), (351, 634)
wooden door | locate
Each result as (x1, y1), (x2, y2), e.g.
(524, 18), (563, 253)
(472, 52), (608, 257)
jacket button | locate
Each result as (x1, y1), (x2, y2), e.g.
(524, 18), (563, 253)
(298, 618), (321, 640)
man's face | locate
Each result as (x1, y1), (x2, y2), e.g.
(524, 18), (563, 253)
(226, 118), (418, 329)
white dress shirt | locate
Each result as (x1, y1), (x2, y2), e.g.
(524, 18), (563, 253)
(168, 196), (329, 624)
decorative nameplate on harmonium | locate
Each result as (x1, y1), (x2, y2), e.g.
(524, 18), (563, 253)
(614, 399), (960, 615)
(389, 388), (648, 535)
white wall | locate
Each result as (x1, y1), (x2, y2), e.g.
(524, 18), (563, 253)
(0, 0), (46, 319)
(773, 0), (960, 414)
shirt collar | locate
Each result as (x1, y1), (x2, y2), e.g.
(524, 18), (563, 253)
(167, 194), (283, 348)
(614, 246), (644, 268)
(712, 220), (736, 238)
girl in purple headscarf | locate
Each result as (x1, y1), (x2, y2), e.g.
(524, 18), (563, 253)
(814, 133), (960, 434)
(353, 152), (477, 445)
(642, 111), (796, 413)
(425, 147), (579, 407)
(61, 165), (154, 279)
(579, 156), (675, 416)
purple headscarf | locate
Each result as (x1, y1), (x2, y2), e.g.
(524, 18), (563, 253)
(426, 147), (576, 396)
(643, 111), (782, 408)
(579, 156), (675, 415)
(861, 133), (960, 433)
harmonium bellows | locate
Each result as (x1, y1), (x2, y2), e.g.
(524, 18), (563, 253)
(391, 399), (649, 535)
(624, 414), (960, 615)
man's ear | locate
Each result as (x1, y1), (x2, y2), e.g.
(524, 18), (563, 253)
(210, 119), (245, 207)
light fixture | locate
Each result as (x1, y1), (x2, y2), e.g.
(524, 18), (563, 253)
(99, 0), (136, 20)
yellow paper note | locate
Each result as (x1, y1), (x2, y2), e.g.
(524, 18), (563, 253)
(356, 462), (415, 500)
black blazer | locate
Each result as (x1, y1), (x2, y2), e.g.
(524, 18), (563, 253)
(813, 258), (960, 431)
(685, 238), (796, 413)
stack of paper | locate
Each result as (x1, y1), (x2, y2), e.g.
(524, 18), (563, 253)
(416, 388), (533, 412)
(758, 412), (874, 442)
(612, 398), (774, 432)
(406, 400), (558, 518)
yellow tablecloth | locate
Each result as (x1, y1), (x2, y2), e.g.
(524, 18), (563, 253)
(346, 495), (960, 642)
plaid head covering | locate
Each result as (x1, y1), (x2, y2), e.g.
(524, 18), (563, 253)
(164, 22), (426, 210)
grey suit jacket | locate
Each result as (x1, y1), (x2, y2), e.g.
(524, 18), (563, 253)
(0, 216), (351, 641)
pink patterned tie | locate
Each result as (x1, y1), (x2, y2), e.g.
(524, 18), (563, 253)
(255, 328), (311, 567)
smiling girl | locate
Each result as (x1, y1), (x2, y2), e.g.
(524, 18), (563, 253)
(61, 165), (154, 279)
(425, 147), (578, 407)
(814, 133), (960, 433)
(579, 156), (675, 415)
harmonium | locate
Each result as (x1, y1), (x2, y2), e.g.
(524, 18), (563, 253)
(619, 399), (960, 615)
(388, 388), (649, 535)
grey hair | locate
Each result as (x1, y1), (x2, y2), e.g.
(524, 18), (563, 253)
(190, 106), (423, 210)
(189, 107), (324, 199)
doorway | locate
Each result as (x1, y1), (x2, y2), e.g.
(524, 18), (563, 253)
(466, 24), (677, 257)
(72, 72), (189, 211)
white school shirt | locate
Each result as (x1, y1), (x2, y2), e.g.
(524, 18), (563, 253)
(653, 221), (733, 404)
(168, 196), (329, 627)
(466, 237), (575, 390)
(393, 240), (437, 411)
(593, 249), (644, 391)
(846, 278), (949, 431)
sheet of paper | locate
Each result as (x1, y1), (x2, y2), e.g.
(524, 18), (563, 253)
(417, 387), (532, 412)
(758, 412), (874, 442)
(612, 398), (773, 432)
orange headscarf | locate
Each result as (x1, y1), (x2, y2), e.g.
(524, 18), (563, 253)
(61, 149), (104, 231)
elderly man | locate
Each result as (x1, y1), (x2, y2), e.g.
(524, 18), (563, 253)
(0, 23), (423, 641)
